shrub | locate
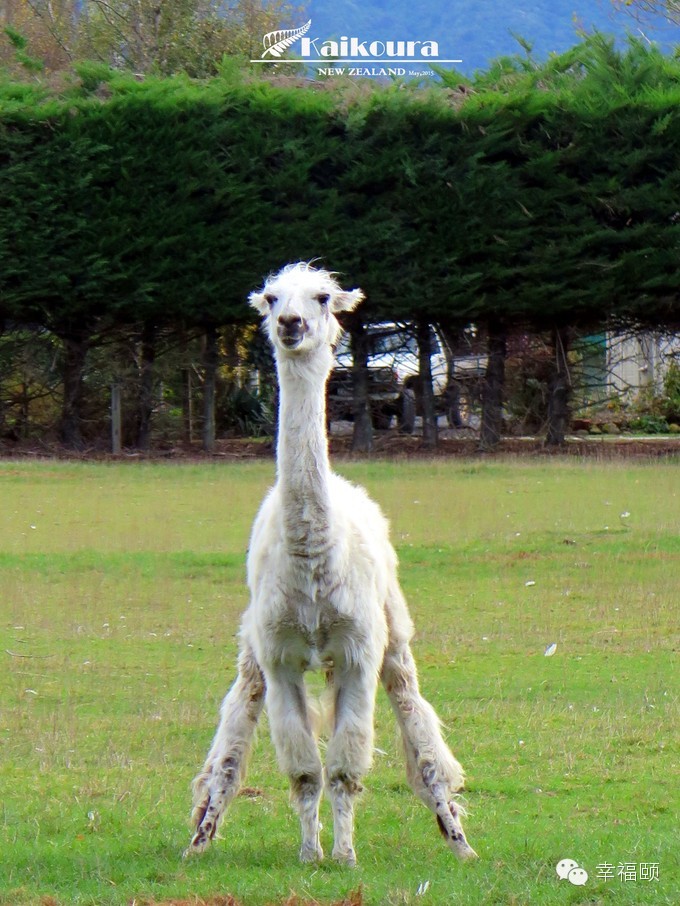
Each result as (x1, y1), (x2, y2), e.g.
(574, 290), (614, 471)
(629, 413), (670, 434)
(216, 384), (273, 437)
(662, 360), (680, 424)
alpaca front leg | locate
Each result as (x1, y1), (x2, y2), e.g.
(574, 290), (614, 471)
(381, 644), (477, 860)
(325, 667), (379, 866)
(185, 648), (265, 856)
(266, 671), (324, 863)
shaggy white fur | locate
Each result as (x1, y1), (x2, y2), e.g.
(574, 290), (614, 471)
(186, 263), (477, 864)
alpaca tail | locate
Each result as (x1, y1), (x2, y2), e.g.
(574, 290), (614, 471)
(307, 670), (335, 739)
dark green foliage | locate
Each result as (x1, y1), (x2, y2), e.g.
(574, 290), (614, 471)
(629, 413), (670, 433)
(217, 383), (274, 437)
(663, 360), (680, 422)
(2, 37), (680, 334)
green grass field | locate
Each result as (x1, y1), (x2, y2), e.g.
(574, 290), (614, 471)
(0, 458), (678, 905)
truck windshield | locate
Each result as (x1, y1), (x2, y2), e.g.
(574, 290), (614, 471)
(369, 331), (418, 355)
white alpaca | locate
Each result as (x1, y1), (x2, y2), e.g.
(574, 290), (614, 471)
(186, 263), (476, 864)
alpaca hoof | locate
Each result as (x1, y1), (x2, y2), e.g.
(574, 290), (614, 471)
(436, 801), (477, 861)
(184, 816), (216, 858)
(332, 847), (357, 867)
(183, 834), (211, 858)
(442, 830), (478, 861)
(299, 843), (324, 863)
(452, 839), (479, 861)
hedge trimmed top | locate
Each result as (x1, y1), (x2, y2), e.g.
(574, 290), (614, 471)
(1, 35), (679, 338)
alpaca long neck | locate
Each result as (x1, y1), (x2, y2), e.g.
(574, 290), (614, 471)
(276, 353), (332, 554)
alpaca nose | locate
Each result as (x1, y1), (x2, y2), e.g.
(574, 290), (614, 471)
(278, 314), (303, 330)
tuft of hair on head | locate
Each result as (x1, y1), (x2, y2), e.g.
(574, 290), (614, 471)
(248, 262), (364, 316)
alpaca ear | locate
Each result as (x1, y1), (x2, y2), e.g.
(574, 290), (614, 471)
(331, 288), (364, 314)
(249, 291), (270, 316)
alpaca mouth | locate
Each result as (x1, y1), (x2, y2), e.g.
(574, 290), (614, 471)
(279, 330), (305, 350)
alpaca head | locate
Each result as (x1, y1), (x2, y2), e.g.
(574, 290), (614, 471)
(249, 263), (364, 358)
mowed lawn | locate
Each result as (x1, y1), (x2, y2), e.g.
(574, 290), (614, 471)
(0, 457), (678, 906)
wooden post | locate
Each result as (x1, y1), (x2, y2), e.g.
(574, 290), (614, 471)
(111, 382), (122, 455)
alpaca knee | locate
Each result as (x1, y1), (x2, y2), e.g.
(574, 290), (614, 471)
(419, 746), (465, 796)
(290, 770), (323, 812)
(327, 770), (364, 799)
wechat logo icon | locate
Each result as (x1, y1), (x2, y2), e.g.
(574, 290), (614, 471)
(556, 858), (589, 886)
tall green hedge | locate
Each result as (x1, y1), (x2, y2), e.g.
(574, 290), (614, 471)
(2, 37), (680, 342)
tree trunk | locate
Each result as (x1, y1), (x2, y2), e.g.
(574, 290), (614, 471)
(58, 331), (89, 449)
(0, 321), (5, 437)
(438, 323), (464, 427)
(478, 318), (507, 452)
(182, 366), (193, 444)
(111, 383), (122, 455)
(135, 321), (156, 451)
(17, 380), (29, 438)
(445, 380), (464, 428)
(545, 327), (571, 447)
(178, 327), (193, 444)
(202, 324), (218, 453)
(417, 320), (438, 449)
(350, 320), (373, 453)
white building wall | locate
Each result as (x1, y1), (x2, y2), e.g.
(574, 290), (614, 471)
(607, 332), (680, 396)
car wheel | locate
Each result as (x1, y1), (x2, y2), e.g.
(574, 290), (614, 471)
(446, 403), (465, 428)
(441, 381), (462, 428)
(399, 388), (416, 434)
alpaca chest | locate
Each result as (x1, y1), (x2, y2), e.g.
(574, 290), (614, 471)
(247, 495), (386, 674)
(260, 558), (370, 672)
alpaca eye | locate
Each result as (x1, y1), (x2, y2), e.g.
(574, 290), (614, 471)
(316, 293), (330, 306)
(264, 294), (277, 306)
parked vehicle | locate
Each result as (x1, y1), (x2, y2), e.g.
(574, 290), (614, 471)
(327, 322), (486, 431)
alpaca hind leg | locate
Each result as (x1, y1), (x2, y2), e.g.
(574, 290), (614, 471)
(185, 647), (265, 856)
(266, 671), (324, 862)
(381, 644), (477, 860)
(325, 667), (379, 866)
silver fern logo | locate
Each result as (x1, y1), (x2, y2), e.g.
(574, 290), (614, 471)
(253, 19), (462, 71)
(262, 18), (312, 58)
